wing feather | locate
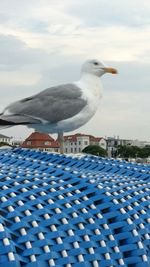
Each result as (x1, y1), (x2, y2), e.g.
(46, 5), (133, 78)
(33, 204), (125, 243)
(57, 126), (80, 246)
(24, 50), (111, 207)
(3, 84), (87, 124)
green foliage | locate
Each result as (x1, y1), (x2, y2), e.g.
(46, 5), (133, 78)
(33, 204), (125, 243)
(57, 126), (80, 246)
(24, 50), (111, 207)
(117, 145), (150, 158)
(82, 145), (107, 156)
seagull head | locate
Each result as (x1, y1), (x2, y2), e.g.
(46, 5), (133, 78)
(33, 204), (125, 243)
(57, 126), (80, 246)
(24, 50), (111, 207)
(81, 59), (118, 77)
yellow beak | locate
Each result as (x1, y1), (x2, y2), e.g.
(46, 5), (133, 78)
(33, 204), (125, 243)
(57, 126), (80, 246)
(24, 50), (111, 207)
(103, 67), (118, 74)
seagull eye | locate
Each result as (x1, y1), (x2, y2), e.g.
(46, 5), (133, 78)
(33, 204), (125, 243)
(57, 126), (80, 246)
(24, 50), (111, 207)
(93, 62), (99, 65)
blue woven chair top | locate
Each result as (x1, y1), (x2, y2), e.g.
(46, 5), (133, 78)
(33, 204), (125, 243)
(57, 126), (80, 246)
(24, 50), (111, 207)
(0, 148), (149, 267)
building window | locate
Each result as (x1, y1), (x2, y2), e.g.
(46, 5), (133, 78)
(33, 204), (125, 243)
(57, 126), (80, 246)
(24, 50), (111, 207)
(78, 148), (81, 152)
(71, 148), (73, 153)
(45, 148), (51, 151)
(65, 148), (68, 153)
(27, 141), (31, 145)
(74, 148), (76, 153)
(44, 141), (51, 145)
(101, 143), (105, 146)
(84, 141), (88, 145)
(78, 141), (81, 145)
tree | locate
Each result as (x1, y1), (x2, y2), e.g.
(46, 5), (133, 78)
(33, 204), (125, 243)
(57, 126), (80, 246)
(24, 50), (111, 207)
(117, 145), (150, 159)
(82, 145), (107, 156)
(139, 146), (150, 158)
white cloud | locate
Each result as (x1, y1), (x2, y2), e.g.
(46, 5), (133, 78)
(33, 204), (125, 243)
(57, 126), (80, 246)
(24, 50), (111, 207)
(0, 70), (41, 86)
(0, 0), (149, 141)
(76, 90), (150, 141)
(1, 22), (149, 64)
(67, 0), (150, 27)
(0, 0), (149, 64)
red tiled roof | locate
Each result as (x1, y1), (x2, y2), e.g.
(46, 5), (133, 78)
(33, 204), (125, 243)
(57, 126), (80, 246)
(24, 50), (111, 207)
(64, 133), (105, 142)
(24, 132), (55, 141)
(90, 137), (104, 142)
(21, 132), (60, 148)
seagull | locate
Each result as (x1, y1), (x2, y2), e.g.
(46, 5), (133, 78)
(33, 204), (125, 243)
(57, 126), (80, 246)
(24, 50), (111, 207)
(0, 59), (117, 153)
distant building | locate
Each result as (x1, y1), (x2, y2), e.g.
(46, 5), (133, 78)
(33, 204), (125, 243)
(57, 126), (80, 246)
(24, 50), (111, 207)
(130, 139), (150, 148)
(11, 138), (24, 147)
(90, 136), (107, 149)
(64, 133), (107, 154)
(106, 137), (132, 158)
(0, 134), (12, 144)
(21, 132), (60, 153)
(106, 136), (150, 158)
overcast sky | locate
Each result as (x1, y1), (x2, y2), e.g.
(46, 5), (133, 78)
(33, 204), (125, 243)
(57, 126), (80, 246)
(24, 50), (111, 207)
(0, 0), (150, 141)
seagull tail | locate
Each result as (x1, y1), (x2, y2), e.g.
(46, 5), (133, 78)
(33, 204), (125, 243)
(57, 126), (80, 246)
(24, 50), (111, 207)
(0, 114), (40, 129)
(0, 114), (30, 129)
(0, 118), (24, 130)
(0, 118), (15, 125)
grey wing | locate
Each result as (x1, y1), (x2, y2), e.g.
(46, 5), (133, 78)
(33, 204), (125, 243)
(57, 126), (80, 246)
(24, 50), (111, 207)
(4, 84), (87, 123)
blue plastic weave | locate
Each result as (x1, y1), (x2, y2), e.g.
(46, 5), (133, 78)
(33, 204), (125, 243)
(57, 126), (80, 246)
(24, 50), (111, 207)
(0, 148), (149, 267)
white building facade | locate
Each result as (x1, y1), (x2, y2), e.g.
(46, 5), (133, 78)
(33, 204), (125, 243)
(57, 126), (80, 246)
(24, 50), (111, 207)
(0, 134), (12, 144)
(64, 134), (107, 154)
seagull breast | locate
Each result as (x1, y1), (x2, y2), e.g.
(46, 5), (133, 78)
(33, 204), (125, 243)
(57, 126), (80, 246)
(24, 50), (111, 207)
(55, 74), (103, 132)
